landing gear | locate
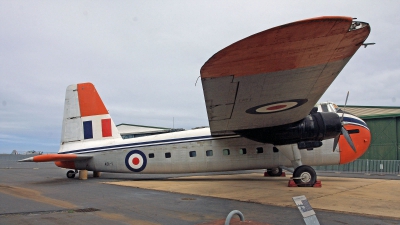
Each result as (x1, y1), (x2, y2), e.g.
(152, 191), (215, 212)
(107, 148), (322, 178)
(267, 167), (283, 176)
(277, 145), (320, 187)
(66, 170), (77, 179)
(293, 165), (316, 187)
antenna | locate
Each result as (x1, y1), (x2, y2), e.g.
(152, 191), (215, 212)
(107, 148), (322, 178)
(362, 43), (375, 48)
(195, 76), (201, 86)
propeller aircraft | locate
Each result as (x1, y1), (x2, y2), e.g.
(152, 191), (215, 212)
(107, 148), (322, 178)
(20, 16), (372, 186)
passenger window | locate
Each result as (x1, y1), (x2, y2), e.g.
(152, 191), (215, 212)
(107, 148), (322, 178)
(189, 151), (196, 157)
(165, 152), (171, 158)
(206, 150), (213, 156)
(239, 148), (247, 155)
(223, 149), (230, 155)
(149, 153), (155, 158)
(256, 147), (263, 154)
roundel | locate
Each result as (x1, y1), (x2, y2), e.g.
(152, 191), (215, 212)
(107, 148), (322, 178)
(125, 150), (147, 172)
(246, 99), (308, 114)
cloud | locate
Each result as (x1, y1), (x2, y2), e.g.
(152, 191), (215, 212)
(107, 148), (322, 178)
(0, 1), (399, 153)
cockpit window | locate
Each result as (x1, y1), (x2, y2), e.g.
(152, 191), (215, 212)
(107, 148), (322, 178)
(321, 103), (329, 112)
(327, 103), (337, 112)
(319, 102), (338, 112)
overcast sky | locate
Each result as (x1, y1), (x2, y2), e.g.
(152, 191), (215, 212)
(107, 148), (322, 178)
(1, 1), (399, 153)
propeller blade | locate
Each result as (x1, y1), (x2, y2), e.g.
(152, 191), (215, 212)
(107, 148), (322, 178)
(333, 135), (340, 152)
(341, 127), (357, 152)
(341, 91), (349, 122)
(333, 91), (354, 152)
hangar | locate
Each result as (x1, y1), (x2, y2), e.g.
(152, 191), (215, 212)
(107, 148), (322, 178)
(342, 105), (400, 160)
(315, 105), (400, 174)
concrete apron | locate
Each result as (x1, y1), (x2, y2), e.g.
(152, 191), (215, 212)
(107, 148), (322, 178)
(105, 173), (400, 219)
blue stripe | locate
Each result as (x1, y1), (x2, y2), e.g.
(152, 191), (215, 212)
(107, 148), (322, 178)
(83, 121), (93, 139)
(61, 135), (240, 155)
(343, 117), (368, 128)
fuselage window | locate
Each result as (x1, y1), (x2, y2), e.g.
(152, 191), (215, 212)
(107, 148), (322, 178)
(149, 153), (155, 158)
(165, 152), (171, 158)
(189, 151), (196, 157)
(206, 150), (213, 156)
(256, 147), (263, 154)
(223, 149), (230, 155)
(239, 148), (247, 154)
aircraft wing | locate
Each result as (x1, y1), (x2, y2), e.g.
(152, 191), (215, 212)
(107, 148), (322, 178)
(201, 16), (371, 136)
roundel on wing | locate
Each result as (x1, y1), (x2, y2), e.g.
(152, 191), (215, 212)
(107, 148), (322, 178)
(125, 150), (147, 172)
(246, 99), (308, 114)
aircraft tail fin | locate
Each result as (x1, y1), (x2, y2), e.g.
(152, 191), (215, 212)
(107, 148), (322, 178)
(60, 83), (121, 150)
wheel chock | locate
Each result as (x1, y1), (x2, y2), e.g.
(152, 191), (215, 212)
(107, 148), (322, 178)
(288, 178), (322, 187)
(313, 180), (322, 187)
(263, 171), (286, 177)
(288, 179), (297, 187)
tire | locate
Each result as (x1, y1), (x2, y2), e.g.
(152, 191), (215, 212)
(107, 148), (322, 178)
(66, 170), (76, 179)
(293, 165), (316, 187)
(267, 167), (283, 176)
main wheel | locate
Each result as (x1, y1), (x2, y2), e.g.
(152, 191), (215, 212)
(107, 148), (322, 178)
(66, 170), (76, 179)
(293, 165), (316, 187)
(267, 167), (283, 176)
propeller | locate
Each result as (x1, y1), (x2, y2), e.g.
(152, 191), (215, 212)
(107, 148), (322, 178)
(333, 91), (357, 152)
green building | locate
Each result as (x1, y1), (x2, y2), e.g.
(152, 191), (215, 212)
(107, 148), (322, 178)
(340, 105), (400, 160)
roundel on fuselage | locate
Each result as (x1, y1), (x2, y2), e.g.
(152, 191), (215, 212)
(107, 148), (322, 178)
(125, 150), (147, 172)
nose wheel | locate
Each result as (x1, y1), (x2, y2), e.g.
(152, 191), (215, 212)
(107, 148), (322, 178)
(66, 170), (77, 179)
(292, 165), (316, 187)
(267, 167), (283, 176)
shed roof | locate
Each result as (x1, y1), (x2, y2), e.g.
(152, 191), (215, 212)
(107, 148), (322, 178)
(337, 105), (400, 119)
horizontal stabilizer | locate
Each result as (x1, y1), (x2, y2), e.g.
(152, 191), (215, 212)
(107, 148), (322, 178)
(18, 154), (92, 162)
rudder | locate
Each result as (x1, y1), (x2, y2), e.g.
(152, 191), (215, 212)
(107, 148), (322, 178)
(60, 83), (121, 148)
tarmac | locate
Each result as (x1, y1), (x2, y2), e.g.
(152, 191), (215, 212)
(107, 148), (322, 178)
(1, 155), (400, 224)
(107, 173), (400, 219)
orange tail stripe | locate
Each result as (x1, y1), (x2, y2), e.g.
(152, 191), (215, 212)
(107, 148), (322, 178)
(77, 83), (108, 117)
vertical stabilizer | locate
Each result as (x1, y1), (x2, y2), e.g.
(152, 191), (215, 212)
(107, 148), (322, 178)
(60, 83), (121, 147)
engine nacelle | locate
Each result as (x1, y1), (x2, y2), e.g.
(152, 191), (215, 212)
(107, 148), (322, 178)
(236, 112), (342, 147)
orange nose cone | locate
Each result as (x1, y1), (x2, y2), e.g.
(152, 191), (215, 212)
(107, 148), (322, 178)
(339, 124), (371, 164)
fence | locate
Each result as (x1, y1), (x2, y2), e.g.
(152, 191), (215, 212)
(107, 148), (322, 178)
(314, 159), (400, 175)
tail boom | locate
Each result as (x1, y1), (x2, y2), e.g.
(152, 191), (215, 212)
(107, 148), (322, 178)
(18, 154), (92, 162)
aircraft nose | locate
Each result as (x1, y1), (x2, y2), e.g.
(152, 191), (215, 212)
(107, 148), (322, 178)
(339, 124), (371, 164)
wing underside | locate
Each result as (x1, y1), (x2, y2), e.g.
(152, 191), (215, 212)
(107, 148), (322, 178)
(201, 16), (371, 135)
